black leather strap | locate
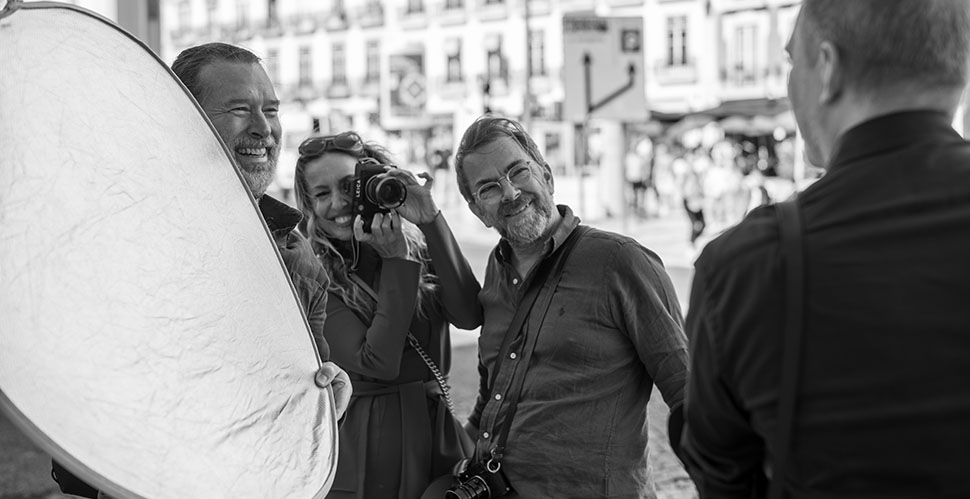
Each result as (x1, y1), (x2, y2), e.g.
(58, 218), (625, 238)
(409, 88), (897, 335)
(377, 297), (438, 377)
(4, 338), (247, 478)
(487, 225), (591, 460)
(769, 201), (804, 499)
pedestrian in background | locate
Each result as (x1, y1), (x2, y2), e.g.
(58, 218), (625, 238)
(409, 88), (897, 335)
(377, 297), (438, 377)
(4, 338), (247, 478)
(679, 1), (970, 497)
(454, 115), (688, 498)
(677, 148), (706, 247)
(293, 132), (480, 499)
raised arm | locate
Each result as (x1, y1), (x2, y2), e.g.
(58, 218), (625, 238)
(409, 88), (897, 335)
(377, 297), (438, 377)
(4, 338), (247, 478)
(323, 257), (420, 380)
(385, 167), (483, 330)
(419, 212), (483, 330)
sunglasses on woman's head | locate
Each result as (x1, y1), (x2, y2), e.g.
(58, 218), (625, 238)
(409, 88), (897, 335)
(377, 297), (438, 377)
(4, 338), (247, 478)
(298, 131), (364, 159)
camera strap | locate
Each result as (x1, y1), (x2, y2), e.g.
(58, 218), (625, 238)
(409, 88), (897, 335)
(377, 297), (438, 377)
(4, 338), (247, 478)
(348, 273), (458, 417)
(769, 200), (804, 499)
(485, 224), (591, 465)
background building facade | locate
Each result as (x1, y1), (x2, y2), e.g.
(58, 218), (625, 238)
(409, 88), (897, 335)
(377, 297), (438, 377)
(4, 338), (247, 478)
(154, 0), (805, 206)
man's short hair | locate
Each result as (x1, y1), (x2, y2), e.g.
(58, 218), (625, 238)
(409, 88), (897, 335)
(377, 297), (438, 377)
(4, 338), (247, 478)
(171, 42), (262, 101)
(801, 0), (970, 91)
(454, 115), (552, 202)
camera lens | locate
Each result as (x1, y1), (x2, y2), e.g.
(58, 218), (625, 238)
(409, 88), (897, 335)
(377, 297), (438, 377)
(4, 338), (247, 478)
(365, 174), (407, 209)
(444, 476), (490, 499)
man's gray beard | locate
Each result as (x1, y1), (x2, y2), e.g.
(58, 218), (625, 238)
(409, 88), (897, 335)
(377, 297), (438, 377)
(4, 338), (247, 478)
(496, 196), (553, 249)
(241, 157), (277, 198)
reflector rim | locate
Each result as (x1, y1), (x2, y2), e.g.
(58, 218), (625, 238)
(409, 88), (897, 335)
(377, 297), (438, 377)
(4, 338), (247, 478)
(0, 2), (332, 497)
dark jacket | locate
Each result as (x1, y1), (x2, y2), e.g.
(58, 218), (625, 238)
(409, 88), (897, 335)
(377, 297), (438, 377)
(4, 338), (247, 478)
(681, 111), (970, 498)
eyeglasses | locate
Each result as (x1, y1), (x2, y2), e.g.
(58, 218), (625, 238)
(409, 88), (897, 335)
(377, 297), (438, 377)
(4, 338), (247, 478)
(298, 131), (363, 159)
(474, 162), (534, 202)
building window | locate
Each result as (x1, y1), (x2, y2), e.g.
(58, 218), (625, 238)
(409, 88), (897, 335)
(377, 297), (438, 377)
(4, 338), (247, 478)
(485, 0), (504, 4)
(366, 40), (381, 83)
(267, 0), (278, 26)
(206, 0), (218, 29)
(177, 0), (190, 31)
(266, 48), (279, 84)
(299, 45), (312, 86)
(445, 0), (463, 9)
(332, 42), (347, 85)
(406, 0), (424, 14)
(529, 29), (545, 76)
(733, 24), (757, 84)
(666, 16), (688, 66)
(236, 0), (249, 29)
(446, 39), (462, 82)
(485, 35), (506, 82)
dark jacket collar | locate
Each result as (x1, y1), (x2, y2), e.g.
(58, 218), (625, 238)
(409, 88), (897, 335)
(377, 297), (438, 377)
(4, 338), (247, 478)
(258, 195), (303, 238)
(828, 110), (961, 173)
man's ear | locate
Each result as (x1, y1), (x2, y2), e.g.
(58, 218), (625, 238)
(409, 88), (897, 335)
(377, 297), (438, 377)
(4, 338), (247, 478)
(817, 40), (843, 105)
(468, 199), (492, 228)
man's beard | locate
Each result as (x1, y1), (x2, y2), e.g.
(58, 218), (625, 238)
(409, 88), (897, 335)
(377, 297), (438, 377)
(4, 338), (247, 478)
(233, 139), (279, 197)
(242, 161), (276, 197)
(491, 193), (555, 248)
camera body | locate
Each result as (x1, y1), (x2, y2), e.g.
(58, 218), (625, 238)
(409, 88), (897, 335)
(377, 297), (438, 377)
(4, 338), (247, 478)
(349, 159), (407, 232)
(444, 459), (511, 499)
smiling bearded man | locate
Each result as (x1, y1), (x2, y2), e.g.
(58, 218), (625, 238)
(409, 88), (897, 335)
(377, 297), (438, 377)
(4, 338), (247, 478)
(452, 115), (689, 499)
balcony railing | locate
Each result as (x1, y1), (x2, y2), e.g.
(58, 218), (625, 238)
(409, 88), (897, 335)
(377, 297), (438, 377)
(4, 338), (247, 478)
(285, 13), (322, 34)
(475, 0), (509, 21)
(654, 58), (699, 85)
(720, 66), (766, 87)
(325, 10), (349, 31)
(435, 0), (467, 24)
(355, 3), (385, 28)
(398, 4), (430, 28)
(326, 80), (352, 99)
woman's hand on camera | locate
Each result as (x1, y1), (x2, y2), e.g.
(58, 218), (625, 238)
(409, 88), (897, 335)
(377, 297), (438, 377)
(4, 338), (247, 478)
(354, 211), (410, 260)
(382, 167), (439, 225)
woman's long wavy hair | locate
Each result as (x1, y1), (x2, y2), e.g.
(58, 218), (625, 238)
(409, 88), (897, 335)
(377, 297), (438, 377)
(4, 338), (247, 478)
(294, 134), (439, 321)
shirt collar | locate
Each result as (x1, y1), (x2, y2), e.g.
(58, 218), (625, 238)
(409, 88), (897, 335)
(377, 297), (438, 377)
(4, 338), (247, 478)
(828, 110), (960, 173)
(495, 205), (580, 264)
(258, 195), (304, 237)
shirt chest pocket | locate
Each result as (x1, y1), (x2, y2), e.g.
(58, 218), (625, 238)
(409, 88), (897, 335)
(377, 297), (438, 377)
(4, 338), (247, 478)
(530, 293), (631, 368)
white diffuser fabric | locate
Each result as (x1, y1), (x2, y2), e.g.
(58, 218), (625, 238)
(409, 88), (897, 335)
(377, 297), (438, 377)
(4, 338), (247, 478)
(0, 4), (336, 498)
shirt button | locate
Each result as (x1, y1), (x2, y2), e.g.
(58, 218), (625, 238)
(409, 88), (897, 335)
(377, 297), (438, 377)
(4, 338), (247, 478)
(495, 394), (502, 401)
(482, 431), (490, 439)
(512, 278), (519, 285)
(509, 352), (517, 359)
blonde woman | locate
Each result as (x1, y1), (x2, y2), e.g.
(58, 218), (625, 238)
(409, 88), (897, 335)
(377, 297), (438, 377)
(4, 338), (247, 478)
(294, 132), (480, 499)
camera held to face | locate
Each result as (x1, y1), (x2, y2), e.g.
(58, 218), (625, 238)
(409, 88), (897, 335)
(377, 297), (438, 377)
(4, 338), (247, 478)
(444, 458), (511, 499)
(349, 158), (407, 232)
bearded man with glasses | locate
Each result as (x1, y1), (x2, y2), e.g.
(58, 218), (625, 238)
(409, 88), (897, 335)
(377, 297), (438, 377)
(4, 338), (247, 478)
(453, 115), (689, 499)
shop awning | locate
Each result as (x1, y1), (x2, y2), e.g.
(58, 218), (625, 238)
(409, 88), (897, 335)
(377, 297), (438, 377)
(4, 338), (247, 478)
(665, 97), (796, 139)
(695, 97), (791, 118)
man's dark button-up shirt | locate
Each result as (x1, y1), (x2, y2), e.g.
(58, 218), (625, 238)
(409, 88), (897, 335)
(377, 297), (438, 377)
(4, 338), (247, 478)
(682, 111), (970, 498)
(259, 195), (330, 361)
(470, 205), (688, 498)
